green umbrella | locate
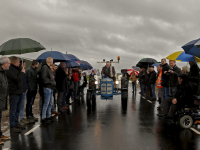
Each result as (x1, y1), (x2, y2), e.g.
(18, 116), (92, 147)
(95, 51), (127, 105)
(0, 38), (45, 55)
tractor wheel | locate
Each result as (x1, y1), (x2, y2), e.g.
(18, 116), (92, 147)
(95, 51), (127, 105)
(91, 95), (96, 108)
(86, 91), (91, 107)
(121, 89), (128, 106)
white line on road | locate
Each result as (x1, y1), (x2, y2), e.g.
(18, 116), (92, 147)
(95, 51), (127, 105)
(3, 148), (9, 150)
(24, 125), (40, 136)
(147, 100), (152, 103)
(190, 127), (200, 134)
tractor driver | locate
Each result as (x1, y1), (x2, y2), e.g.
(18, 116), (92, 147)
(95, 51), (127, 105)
(101, 61), (116, 81)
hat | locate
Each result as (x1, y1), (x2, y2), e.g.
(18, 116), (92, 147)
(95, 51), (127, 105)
(177, 74), (187, 80)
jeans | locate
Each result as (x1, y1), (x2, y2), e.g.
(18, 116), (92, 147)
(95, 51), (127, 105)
(26, 90), (37, 118)
(62, 92), (67, 107)
(74, 82), (78, 99)
(51, 93), (56, 112)
(19, 91), (27, 120)
(0, 111), (2, 136)
(132, 82), (136, 94)
(9, 94), (23, 128)
(163, 87), (169, 99)
(151, 84), (156, 98)
(79, 86), (84, 94)
(42, 88), (53, 120)
(141, 84), (147, 96)
(169, 86), (177, 97)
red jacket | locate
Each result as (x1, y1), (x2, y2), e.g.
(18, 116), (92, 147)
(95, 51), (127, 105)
(73, 71), (79, 83)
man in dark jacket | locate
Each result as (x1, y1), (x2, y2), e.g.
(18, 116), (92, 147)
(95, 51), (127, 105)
(161, 58), (170, 99)
(26, 60), (39, 122)
(55, 62), (68, 113)
(188, 61), (200, 95)
(157, 74), (192, 119)
(0, 57), (11, 142)
(139, 67), (147, 96)
(101, 61), (116, 80)
(41, 57), (56, 124)
(6, 56), (25, 132)
(148, 66), (157, 100)
(167, 60), (182, 97)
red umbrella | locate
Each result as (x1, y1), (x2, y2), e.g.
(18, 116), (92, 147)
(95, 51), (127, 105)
(127, 69), (139, 76)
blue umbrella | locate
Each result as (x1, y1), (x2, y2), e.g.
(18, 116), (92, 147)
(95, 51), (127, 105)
(65, 54), (80, 61)
(78, 60), (93, 70)
(152, 62), (161, 67)
(182, 38), (200, 57)
(66, 60), (80, 68)
(36, 51), (70, 63)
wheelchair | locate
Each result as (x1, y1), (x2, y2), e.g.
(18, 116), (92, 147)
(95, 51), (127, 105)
(172, 96), (200, 129)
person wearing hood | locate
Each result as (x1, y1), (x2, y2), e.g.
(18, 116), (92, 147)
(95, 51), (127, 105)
(157, 74), (193, 119)
(0, 57), (11, 143)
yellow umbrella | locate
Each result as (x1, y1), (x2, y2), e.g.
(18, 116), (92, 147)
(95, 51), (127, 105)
(166, 51), (200, 63)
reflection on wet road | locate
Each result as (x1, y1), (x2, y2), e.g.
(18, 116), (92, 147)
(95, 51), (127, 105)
(2, 87), (200, 150)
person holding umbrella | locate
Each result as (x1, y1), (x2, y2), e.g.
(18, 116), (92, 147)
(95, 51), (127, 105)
(6, 56), (26, 132)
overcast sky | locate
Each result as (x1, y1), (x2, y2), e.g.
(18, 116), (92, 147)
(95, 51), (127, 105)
(0, 0), (199, 71)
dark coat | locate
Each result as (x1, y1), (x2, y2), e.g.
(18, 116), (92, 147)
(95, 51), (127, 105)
(41, 64), (56, 89)
(138, 70), (146, 84)
(175, 81), (193, 107)
(82, 76), (87, 87)
(167, 65), (182, 87)
(0, 67), (8, 111)
(101, 66), (116, 78)
(55, 66), (67, 92)
(161, 63), (170, 87)
(6, 64), (25, 95)
(188, 64), (200, 82)
(149, 70), (157, 84)
(26, 66), (38, 91)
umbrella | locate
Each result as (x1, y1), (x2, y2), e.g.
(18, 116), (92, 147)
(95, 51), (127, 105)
(65, 54), (80, 61)
(166, 51), (200, 63)
(182, 38), (200, 57)
(36, 51), (70, 63)
(127, 69), (139, 75)
(66, 61), (80, 68)
(132, 66), (140, 71)
(152, 62), (161, 67)
(0, 38), (45, 55)
(77, 60), (93, 70)
(138, 58), (157, 64)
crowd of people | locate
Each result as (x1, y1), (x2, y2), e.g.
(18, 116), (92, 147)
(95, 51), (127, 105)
(134, 58), (200, 119)
(0, 56), (88, 144)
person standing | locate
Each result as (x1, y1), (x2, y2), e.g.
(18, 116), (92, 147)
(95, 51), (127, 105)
(161, 58), (170, 99)
(130, 71), (137, 95)
(0, 57), (11, 144)
(6, 56), (25, 132)
(26, 60), (39, 123)
(79, 72), (87, 95)
(167, 60), (181, 97)
(55, 62), (68, 113)
(66, 75), (74, 104)
(19, 61), (30, 125)
(139, 67), (147, 96)
(72, 69), (80, 100)
(156, 64), (164, 110)
(148, 66), (157, 100)
(41, 57), (56, 124)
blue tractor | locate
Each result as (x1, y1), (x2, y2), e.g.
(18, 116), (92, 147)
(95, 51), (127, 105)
(86, 59), (128, 108)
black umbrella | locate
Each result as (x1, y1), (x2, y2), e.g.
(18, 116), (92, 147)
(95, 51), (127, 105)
(136, 58), (157, 68)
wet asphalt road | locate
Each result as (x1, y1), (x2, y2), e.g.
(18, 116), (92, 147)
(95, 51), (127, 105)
(2, 86), (200, 150)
